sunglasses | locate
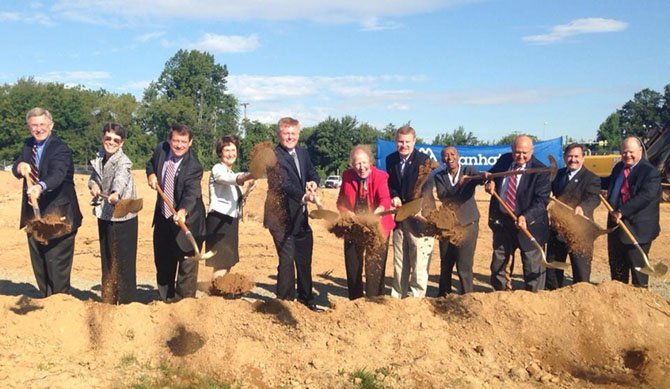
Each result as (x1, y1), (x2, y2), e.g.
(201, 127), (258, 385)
(103, 135), (123, 145)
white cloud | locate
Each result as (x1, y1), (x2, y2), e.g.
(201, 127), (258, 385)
(360, 17), (403, 31)
(189, 33), (260, 53)
(35, 71), (111, 88)
(52, 0), (472, 25)
(388, 102), (410, 111)
(523, 18), (628, 44)
(135, 31), (165, 42)
(117, 79), (152, 92)
(0, 12), (21, 21)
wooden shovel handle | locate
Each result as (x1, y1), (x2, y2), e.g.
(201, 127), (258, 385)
(154, 184), (190, 234)
(598, 193), (639, 244)
(490, 190), (535, 241)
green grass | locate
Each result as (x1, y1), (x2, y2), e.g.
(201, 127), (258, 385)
(352, 368), (384, 389)
(129, 362), (234, 389)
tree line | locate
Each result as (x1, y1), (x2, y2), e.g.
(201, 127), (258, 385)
(1, 49), (667, 176)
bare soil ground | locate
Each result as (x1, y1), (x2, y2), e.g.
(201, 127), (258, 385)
(0, 170), (669, 388)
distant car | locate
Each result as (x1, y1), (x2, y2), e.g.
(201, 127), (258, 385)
(324, 175), (342, 188)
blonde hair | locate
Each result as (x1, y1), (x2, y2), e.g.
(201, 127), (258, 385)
(348, 144), (374, 168)
(26, 107), (53, 122)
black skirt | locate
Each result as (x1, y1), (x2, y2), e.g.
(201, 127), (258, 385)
(205, 211), (240, 270)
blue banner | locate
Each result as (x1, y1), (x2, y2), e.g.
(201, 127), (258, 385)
(375, 137), (564, 171)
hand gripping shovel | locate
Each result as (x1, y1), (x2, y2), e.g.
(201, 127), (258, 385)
(490, 190), (566, 270)
(91, 193), (144, 219)
(24, 169), (71, 244)
(155, 183), (215, 261)
(598, 194), (668, 277)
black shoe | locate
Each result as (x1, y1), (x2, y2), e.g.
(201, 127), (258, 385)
(306, 303), (325, 312)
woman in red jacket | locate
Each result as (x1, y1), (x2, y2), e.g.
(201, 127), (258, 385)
(336, 145), (395, 299)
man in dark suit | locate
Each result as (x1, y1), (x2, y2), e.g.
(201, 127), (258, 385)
(12, 107), (83, 297)
(146, 124), (206, 301)
(263, 117), (321, 310)
(434, 146), (480, 296)
(546, 143), (601, 289)
(485, 135), (550, 292)
(386, 125), (434, 298)
(605, 136), (661, 287)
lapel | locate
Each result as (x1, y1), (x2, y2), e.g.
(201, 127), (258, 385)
(278, 146), (302, 185)
(607, 163), (624, 201)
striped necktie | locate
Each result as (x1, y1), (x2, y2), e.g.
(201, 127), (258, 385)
(162, 158), (176, 218)
(504, 166), (519, 211)
(30, 144), (40, 184)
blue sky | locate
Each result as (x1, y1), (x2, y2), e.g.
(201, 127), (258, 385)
(1, 0), (669, 143)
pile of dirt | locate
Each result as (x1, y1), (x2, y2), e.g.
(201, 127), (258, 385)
(328, 213), (385, 251)
(548, 200), (608, 255)
(424, 205), (466, 245)
(210, 273), (255, 297)
(1, 281), (669, 387)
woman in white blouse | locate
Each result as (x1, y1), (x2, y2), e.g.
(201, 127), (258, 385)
(206, 135), (254, 279)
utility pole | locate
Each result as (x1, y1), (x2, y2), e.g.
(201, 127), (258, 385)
(239, 102), (249, 137)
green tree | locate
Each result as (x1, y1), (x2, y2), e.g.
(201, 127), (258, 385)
(597, 112), (622, 150)
(618, 88), (663, 138)
(139, 49), (239, 168)
(432, 126), (481, 146)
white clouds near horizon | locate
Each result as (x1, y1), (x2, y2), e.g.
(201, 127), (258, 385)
(523, 17), (628, 43)
(189, 33), (260, 53)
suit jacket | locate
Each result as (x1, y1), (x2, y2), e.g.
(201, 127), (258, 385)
(12, 135), (82, 234)
(488, 153), (551, 249)
(336, 167), (395, 239)
(552, 166), (600, 219)
(606, 159), (661, 244)
(146, 141), (206, 250)
(434, 165), (480, 226)
(263, 145), (320, 235)
(89, 148), (137, 222)
(385, 149), (431, 203)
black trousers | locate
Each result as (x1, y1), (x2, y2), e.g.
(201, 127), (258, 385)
(607, 234), (651, 287)
(545, 232), (592, 290)
(28, 230), (77, 297)
(438, 222), (478, 296)
(153, 217), (200, 300)
(270, 228), (314, 304)
(344, 238), (388, 300)
(98, 217), (138, 304)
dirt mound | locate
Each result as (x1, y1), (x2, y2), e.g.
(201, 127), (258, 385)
(210, 273), (255, 297)
(1, 282), (669, 387)
(25, 214), (72, 244)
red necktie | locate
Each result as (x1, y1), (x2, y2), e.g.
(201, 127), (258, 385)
(504, 168), (519, 211)
(620, 166), (631, 204)
(359, 178), (367, 199)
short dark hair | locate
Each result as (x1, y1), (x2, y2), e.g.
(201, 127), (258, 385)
(102, 123), (126, 140)
(169, 123), (193, 140)
(563, 142), (584, 156)
(215, 135), (240, 157)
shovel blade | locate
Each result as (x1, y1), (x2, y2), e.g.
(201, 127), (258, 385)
(309, 209), (339, 222)
(186, 250), (217, 261)
(395, 198), (423, 222)
(112, 198), (143, 218)
(635, 262), (669, 277)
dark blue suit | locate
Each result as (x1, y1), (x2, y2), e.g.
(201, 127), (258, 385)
(488, 153), (550, 291)
(605, 159), (661, 286)
(12, 134), (82, 296)
(264, 145), (320, 303)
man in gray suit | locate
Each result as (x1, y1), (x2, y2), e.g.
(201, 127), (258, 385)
(434, 146), (480, 295)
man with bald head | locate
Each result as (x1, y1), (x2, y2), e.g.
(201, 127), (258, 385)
(485, 135), (551, 292)
(605, 136), (661, 287)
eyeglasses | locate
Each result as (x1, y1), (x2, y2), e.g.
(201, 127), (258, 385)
(103, 135), (123, 145)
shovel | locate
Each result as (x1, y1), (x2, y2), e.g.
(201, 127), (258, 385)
(375, 197), (423, 222)
(548, 197), (615, 237)
(91, 193), (144, 219)
(462, 155), (558, 185)
(490, 190), (566, 270)
(307, 189), (339, 222)
(155, 183), (216, 261)
(598, 194), (668, 277)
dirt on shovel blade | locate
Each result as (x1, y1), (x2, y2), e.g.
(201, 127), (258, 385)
(25, 214), (72, 245)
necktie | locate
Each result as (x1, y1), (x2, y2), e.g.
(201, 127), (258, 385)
(359, 178), (367, 199)
(400, 158), (407, 175)
(504, 167), (519, 211)
(30, 144), (40, 184)
(162, 158), (176, 218)
(290, 150), (301, 178)
(620, 166), (631, 204)
(557, 171), (569, 195)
